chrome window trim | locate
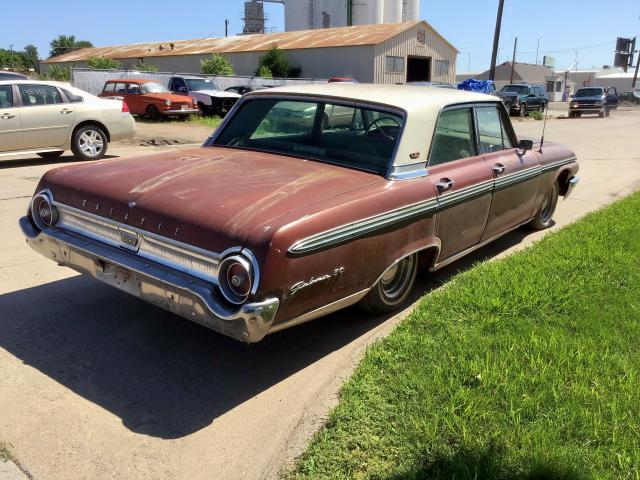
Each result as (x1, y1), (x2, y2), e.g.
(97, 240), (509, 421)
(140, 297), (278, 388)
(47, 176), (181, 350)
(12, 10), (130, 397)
(206, 93), (408, 177)
(387, 163), (428, 180)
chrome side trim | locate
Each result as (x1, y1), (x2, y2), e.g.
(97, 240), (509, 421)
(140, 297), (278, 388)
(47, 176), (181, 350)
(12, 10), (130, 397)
(269, 288), (369, 333)
(495, 165), (542, 190)
(541, 156), (577, 173)
(288, 197), (439, 255)
(431, 217), (533, 270)
(437, 179), (493, 208)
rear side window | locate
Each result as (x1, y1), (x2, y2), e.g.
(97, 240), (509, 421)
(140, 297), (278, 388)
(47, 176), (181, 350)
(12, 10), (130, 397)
(61, 89), (83, 103)
(18, 84), (63, 106)
(0, 85), (13, 108)
(103, 83), (115, 93)
(429, 107), (476, 166)
(114, 83), (127, 93)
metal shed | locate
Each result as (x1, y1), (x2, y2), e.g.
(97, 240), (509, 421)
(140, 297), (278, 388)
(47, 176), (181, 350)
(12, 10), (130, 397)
(41, 21), (457, 85)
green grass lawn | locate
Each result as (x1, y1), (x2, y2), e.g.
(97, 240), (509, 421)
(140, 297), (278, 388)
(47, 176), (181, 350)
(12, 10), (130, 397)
(183, 114), (224, 129)
(290, 192), (640, 480)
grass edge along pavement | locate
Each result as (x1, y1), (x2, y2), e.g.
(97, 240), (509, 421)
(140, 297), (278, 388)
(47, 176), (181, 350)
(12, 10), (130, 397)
(288, 192), (640, 480)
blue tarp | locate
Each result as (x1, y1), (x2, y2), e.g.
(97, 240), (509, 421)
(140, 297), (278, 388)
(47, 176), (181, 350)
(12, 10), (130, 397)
(457, 79), (495, 94)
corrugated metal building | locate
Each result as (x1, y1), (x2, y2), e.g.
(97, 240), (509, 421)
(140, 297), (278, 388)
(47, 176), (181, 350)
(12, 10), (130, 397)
(41, 21), (457, 84)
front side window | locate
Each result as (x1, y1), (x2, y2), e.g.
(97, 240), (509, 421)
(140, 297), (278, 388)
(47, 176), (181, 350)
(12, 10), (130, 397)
(114, 82), (127, 93)
(141, 82), (169, 94)
(0, 85), (13, 108)
(476, 105), (514, 154)
(127, 84), (141, 94)
(214, 99), (404, 175)
(18, 84), (63, 106)
(429, 107), (476, 166)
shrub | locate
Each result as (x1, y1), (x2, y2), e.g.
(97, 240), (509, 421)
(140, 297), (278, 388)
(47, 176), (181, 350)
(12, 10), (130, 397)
(529, 110), (544, 120)
(87, 56), (121, 70)
(257, 45), (292, 78)
(43, 65), (71, 81)
(256, 65), (272, 78)
(133, 61), (159, 72)
(200, 54), (234, 75)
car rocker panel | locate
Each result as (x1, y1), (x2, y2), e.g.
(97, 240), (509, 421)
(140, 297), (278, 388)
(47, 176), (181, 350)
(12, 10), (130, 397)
(21, 84), (579, 342)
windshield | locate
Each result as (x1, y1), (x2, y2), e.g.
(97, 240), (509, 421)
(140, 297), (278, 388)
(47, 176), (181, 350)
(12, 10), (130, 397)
(501, 85), (529, 94)
(141, 82), (169, 94)
(575, 88), (604, 97)
(186, 79), (219, 91)
(213, 99), (404, 175)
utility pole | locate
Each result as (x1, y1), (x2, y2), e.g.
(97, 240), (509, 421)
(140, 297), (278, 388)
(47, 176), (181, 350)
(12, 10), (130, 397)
(489, 0), (505, 80)
(535, 38), (540, 64)
(633, 37), (639, 88)
(9, 44), (14, 71)
(225, 19), (229, 37)
(467, 52), (471, 72)
(509, 37), (517, 84)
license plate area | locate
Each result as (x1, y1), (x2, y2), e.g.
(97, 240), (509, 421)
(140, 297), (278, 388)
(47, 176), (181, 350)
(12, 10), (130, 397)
(98, 261), (140, 296)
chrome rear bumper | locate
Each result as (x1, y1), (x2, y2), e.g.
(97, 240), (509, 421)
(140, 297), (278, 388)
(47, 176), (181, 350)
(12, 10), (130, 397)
(20, 216), (279, 342)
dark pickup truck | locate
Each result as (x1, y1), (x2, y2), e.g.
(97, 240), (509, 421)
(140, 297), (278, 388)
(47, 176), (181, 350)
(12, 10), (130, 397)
(497, 84), (548, 116)
(568, 87), (618, 118)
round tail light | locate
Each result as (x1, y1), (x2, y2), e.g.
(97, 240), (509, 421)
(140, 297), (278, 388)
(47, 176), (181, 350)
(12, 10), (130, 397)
(218, 255), (253, 305)
(31, 194), (58, 230)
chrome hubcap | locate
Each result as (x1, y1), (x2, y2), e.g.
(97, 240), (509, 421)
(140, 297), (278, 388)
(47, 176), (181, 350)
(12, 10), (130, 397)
(79, 130), (104, 157)
(540, 186), (557, 223)
(380, 256), (415, 301)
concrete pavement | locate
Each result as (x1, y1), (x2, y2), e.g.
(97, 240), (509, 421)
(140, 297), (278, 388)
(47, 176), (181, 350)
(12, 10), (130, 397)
(1, 110), (639, 480)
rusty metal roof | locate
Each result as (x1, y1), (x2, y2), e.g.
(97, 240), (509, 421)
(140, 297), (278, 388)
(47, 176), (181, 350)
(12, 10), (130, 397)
(43, 21), (456, 63)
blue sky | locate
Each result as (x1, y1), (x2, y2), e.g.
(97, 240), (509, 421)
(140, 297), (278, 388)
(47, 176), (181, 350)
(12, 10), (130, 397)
(3, 0), (639, 72)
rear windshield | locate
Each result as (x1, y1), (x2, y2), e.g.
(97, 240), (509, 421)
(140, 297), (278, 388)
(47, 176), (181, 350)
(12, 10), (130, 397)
(575, 88), (604, 97)
(213, 98), (404, 175)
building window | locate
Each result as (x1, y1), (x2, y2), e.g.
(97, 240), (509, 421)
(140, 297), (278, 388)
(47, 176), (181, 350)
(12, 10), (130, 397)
(386, 56), (405, 74)
(556, 81), (562, 93)
(546, 81), (554, 93)
(434, 59), (450, 76)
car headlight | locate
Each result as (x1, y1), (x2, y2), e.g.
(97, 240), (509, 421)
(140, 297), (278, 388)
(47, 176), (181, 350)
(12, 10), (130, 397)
(165, 99), (172, 107)
(218, 255), (254, 304)
(31, 193), (58, 230)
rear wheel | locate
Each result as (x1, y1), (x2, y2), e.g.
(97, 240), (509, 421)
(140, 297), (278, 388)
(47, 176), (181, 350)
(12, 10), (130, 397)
(37, 151), (64, 159)
(530, 181), (559, 230)
(361, 254), (418, 314)
(71, 125), (108, 161)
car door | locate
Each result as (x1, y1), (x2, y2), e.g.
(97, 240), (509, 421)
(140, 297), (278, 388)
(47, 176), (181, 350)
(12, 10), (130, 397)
(477, 104), (540, 240)
(0, 84), (24, 152)
(171, 77), (188, 96)
(427, 105), (494, 260)
(119, 82), (142, 114)
(606, 87), (618, 110)
(17, 83), (76, 149)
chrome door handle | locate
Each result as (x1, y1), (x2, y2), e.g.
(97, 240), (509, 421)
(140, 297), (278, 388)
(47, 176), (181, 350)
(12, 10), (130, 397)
(436, 178), (455, 193)
(0, 113), (15, 119)
(60, 108), (74, 114)
(492, 163), (506, 175)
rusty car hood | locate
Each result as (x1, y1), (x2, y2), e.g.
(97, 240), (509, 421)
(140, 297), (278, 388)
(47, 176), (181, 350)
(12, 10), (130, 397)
(39, 147), (383, 253)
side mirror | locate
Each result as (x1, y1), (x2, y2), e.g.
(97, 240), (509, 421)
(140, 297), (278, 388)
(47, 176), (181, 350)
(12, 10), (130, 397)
(518, 139), (534, 151)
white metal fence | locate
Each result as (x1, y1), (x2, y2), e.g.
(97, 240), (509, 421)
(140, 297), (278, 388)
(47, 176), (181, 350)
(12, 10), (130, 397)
(71, 68), (326, 96)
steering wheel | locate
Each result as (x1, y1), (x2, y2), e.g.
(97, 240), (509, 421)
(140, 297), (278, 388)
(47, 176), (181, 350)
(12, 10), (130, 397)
(364, 116), (401, 141)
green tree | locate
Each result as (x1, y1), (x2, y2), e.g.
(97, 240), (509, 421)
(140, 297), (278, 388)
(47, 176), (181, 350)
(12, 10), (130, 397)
(87, 56), (121, 70)
(0, 49), (24, 70)
(23, 45), (39, 70)
(200, 53), (234, 75)
(133, 61), (159, 72)
(256, 65), (272, 78)
(256, 45), (292, 78)
(49, 35), (93, 58)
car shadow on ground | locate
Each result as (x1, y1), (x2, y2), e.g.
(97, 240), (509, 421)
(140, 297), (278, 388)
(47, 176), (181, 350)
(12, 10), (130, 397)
(0, 154), (119, 170)
(0, 227), (534, 440)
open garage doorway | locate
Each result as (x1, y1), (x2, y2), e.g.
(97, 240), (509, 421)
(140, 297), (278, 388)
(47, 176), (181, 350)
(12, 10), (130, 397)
(406, 56), (431, 83)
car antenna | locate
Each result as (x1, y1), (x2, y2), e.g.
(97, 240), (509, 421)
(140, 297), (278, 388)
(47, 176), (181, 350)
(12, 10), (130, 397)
(538, 100), (550, 153)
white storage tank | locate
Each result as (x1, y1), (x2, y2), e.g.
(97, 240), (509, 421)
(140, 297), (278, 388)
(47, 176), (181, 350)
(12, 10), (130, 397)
(284, 0), (312, 31)
(384, 0), (403, 23)
(404, 0), (419, 21)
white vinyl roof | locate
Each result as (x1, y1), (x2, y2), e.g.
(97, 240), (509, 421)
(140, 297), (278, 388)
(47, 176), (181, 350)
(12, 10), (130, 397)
(247, 83), (500, 167)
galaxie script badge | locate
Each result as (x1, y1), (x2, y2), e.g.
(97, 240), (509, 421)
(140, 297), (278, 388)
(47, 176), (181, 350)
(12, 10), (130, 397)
(119, 229), (140, 251)
(289, 267), (345, 297)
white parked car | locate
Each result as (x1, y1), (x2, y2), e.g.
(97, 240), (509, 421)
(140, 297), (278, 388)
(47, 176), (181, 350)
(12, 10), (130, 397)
(168, 76), (240, 116)
(0, 80), (135, 161)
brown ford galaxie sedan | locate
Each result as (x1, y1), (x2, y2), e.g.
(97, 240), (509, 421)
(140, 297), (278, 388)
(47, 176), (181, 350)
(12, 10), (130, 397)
(20, 84), (579, 342)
